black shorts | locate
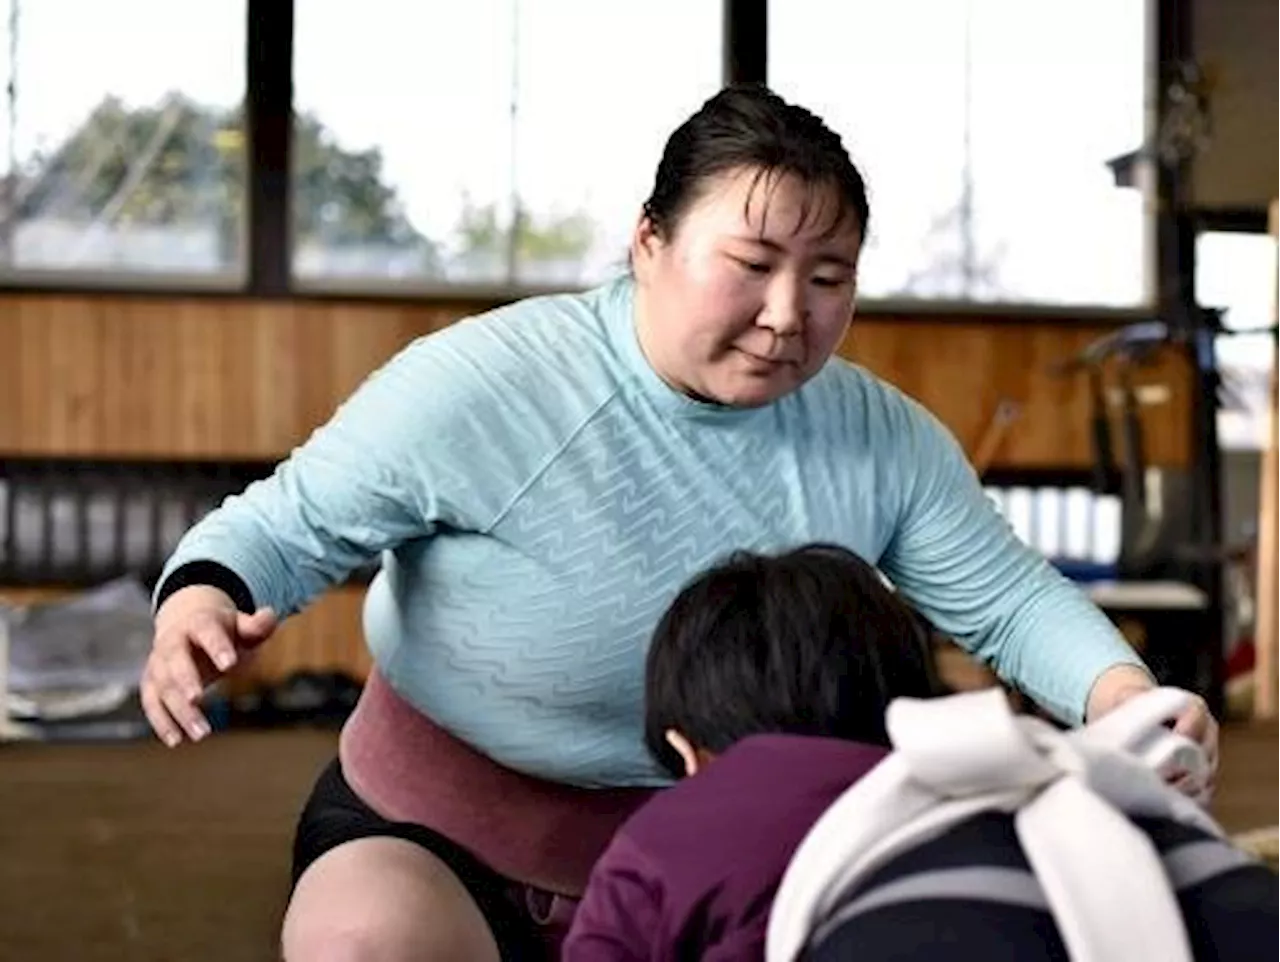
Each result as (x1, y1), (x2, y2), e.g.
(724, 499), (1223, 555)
(291, 757), (565, 962)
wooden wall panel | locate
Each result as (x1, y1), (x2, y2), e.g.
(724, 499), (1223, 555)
(0, 291), (1195, 691)
(843, 318), (1193, 468)
(0, 296), (465, 459)
(0, 292), (1192, 467)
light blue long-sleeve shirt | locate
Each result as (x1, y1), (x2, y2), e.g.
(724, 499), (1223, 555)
(158, 275), (1144, 787)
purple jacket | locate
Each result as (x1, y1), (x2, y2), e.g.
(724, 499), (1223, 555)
(562, 734), (889, 961)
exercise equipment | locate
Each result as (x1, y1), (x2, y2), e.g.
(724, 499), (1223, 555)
(969, 399), (1022, 478)
(1050, 322), (1229, 710)
(1053, 326), (1194, 583)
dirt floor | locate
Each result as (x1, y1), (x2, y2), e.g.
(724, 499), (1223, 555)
(0, 728), (335, 962)
(0, 722), (1275, 962)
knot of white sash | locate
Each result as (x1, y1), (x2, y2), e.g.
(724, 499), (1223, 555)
(766, 687), (1220, 962)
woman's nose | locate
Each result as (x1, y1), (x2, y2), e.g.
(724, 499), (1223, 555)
(761, 276), (807, 337)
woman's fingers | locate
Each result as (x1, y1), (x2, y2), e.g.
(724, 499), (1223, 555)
(190, 618), (239, 673)
(142, 616), (235, 746)
(1172, 696), (1220, 773)
(143, 603), (279, 748)
(140, 651), (209, 746)
(140, 674), (184, 748)
(235, 607), (279, 647)
(154, 644), (212, 742)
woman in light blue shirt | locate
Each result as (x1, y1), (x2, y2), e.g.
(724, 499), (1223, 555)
(142, 84), (1217, 961)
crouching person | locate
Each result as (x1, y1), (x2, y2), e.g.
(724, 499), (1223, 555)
(768, 684), (1278, 962)
(562, 543), (941, 960)
(564, 543), (1278, 961)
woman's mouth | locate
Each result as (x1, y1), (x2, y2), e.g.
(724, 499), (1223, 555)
(736, 348), (796, 368)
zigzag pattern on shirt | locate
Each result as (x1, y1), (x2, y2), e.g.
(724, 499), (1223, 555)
(380, 395), (883, 787)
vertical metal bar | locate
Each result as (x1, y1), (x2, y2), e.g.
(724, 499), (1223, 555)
(1155, 0), (1225, 714)
(245, 0), (294, 294)
(723, 0), (766, 85)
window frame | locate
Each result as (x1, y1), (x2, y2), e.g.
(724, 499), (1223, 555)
(0, 0), (1203, 324)
(0, 0), (253, 292)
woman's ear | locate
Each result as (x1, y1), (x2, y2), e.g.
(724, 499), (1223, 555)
(665, 729), (702, 777)
(630, 213), (664, 283)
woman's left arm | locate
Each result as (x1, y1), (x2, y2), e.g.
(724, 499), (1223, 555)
(875, 398), (1216, 771)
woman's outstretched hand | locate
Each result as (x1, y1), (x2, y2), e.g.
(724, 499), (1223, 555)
(1086, 663), (1220, 802)
(141, 585), (277, 747)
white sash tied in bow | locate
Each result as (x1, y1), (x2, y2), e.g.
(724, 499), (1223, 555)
(765, 687), (1221, 962)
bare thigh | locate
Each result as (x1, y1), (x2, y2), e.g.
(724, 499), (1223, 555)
(281, 836), (501, 962)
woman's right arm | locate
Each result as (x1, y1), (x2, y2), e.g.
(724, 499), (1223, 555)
(143, 326), (530, 745)
(154, 347), (460, 622)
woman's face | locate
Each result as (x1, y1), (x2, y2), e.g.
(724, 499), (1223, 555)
(631, 166), (862, 408)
